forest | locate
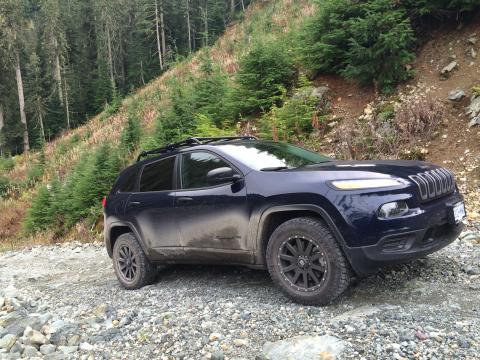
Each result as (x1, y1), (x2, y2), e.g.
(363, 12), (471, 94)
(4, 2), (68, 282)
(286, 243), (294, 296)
(0, 0), (250, 155)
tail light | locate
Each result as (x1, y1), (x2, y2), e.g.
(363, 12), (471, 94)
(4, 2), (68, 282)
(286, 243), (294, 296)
(101, 197), (107, 207)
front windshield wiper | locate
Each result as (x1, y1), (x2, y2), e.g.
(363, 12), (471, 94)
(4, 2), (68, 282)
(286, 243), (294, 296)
(260, 166), (291, 171)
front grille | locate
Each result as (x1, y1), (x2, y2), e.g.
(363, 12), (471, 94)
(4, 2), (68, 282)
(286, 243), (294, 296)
(409, 168), (455, 202)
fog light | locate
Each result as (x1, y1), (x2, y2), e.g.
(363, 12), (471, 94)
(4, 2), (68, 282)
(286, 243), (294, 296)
(379, 201), (409, 218)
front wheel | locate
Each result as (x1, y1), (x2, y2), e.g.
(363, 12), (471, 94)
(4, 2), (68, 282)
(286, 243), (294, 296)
(112, 233), (156, 289)
(266, 217), (351, 305)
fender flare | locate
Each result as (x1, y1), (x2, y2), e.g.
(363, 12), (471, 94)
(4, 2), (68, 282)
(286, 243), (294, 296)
(254, 204), (350, 264)
(106, 221), (149, 258)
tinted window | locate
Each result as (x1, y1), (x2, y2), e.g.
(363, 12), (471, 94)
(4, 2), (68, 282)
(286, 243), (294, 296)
(181, 152), (233, 189)
(140, 156), (175, 192)
(117, 168), (138, 193)
(217, 141), (331, 170)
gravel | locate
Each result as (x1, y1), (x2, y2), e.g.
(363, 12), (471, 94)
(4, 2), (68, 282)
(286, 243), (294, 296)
(0, 225), (479, 359)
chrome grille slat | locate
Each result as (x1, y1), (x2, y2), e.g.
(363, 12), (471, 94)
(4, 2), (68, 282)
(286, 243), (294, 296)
(409, 168), (455, 202)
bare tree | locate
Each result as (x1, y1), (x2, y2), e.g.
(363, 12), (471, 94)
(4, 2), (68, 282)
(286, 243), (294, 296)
(14, 51), (29, 152)
(186, 0), (192, 54)
(155, 0), (164, 70)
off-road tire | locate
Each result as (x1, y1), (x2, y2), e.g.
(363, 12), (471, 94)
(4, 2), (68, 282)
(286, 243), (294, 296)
(113, 233), (156, 289)
(266, 217), (351, 305)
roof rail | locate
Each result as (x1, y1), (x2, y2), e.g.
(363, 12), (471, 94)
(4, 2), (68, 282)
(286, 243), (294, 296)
(136, 136), (257, 162)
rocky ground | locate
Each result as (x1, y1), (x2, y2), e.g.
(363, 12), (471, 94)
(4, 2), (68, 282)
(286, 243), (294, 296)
(1, 224), (480, 360)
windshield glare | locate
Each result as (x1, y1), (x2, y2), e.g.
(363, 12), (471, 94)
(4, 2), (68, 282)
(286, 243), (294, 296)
(217, 142), (331, 170)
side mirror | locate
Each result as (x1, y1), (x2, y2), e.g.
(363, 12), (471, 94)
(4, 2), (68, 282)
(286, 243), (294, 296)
(206, 167), (242, 185)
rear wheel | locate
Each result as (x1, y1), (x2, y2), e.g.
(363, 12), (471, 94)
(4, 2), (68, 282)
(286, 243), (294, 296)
(113, 233), (156, 289)
(266, 217), (351, 305)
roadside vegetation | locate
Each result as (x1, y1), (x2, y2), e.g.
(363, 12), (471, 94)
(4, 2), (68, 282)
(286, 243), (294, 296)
(1, 0), (480, 248)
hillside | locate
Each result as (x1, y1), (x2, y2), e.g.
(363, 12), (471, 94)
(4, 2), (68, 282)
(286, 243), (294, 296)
(0, 0), (315, 250)
(1, 0), (479, 251)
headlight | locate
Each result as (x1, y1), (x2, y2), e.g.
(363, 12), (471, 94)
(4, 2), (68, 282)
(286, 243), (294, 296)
(378, 201), (409, 218)
(330, 178), (403, 190)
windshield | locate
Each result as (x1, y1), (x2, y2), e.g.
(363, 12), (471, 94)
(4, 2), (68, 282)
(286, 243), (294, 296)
(216, 141), (331, 170)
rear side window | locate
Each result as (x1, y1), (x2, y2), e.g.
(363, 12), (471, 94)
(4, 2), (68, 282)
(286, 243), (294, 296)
(111, 167), (138, 194)
(118, 169), (138, 193)
(140, 156), (175, 192)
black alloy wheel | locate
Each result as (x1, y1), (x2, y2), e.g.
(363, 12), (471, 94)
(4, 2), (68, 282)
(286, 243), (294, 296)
(117, 244), (138, 282)
(278, 236), (329, 292)
(113, 233), (157, 289)
(266, 217), (351, 305)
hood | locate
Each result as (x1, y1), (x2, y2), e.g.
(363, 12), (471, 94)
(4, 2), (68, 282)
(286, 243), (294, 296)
(297, 160), (443, 179)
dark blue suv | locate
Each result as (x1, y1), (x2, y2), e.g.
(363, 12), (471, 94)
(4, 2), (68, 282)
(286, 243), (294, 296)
(104, 137), (466, 305)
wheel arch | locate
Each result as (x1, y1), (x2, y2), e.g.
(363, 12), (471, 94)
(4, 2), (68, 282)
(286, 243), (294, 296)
(255, 204), (350, 265)
(106, 222), (147, 258)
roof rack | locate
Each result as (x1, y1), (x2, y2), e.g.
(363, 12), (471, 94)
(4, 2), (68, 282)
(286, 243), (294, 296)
(136, 136), (257, 162)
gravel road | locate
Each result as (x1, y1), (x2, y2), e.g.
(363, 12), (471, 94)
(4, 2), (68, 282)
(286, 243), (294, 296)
(1, 227), (479, 360)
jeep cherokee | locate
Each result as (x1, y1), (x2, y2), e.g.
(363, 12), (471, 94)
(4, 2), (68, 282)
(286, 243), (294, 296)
(103, 137), (466, 305)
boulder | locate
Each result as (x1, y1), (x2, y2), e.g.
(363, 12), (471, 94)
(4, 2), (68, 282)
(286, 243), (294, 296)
(448, 89), (466, 101)
(0, 334), (17, 352)
(468, 117), (480, 127)
(465, 96), (480, 117)
(23, 345), (41, 357)
(0, 311), (26, 328)
(2, 285), (19, 299)
(24, 327), (48, 345)
(467, 35), (478, 45)
(40, 344), (57, 355)
(261, 335), (347, 360)
(441, 61), (458, 76)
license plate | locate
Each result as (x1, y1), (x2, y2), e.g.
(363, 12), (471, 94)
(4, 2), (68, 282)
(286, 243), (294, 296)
(453, 202), (466, 223)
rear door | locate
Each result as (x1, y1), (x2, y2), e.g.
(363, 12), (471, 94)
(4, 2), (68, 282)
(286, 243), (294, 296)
(175, 151), (252, 263)
(124, 156), (182, 255)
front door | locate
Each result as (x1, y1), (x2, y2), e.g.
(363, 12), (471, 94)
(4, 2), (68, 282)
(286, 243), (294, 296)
(124, 155), (182, 257)
(175, 151), (252, 263)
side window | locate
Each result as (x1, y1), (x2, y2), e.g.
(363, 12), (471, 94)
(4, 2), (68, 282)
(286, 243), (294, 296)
(117, 168), (138, 193)
(181, 152), (234, 189)
(140, 156), (175, 192)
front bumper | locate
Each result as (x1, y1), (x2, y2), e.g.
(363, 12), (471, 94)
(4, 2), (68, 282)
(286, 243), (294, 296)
(345, 221), (463, 276)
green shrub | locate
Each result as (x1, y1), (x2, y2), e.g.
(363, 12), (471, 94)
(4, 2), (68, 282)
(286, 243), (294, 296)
(27, 151), (45, 185)
(0, 157), (14, 172)
(157, 80), (196, 143)
(235, 39), (296, 115)
(24, 145), (123, 235)
(260, 91), (319, 141)
(99, 92), (123, 122)
(193, 53), (231, 127)
(23, 185), (54, 233)
(193, 114), (234, 137)
(70, 133), (81, 144)
(0, 176), (10, 197)
(121, 107), (142, 154)
(404, 0), (480, 17)
(302, 0), (416, 92)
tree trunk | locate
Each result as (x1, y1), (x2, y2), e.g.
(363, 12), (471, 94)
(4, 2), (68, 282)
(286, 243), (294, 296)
(53, 37), (64, 106)
(155, 0), (164, 70)
(160, 0), (166, 58)
(0, 104), (4, 156)
(186, 0), (192, 54)
(202, 4), (209, 46)
(241, 0), (245, 11)
(38, 102), (45, 143)
(14, 52), (29, 153)
(230, 0), (235, 13)
(63, 67), (71, 130)
(106, 26), (115, 91)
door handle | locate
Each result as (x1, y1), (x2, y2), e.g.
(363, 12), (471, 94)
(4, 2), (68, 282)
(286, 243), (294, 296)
(128, 201), (141, 207)
(176, 197), (193, 204)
